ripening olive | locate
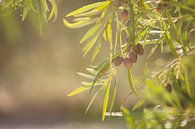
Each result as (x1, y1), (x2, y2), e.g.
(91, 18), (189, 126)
(133, 43), (144, 55)
(128, 50), (137, 63)
(126, 44), (132, 52)
(165, 83), (172, 93)
(114, 56), (123, 66)
(121, 9), (129, 23)
(124, 58), (132, 69)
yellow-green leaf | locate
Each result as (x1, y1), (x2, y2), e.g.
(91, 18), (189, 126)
(82, 34), (99, 57)
(66, 1), (108, 17)
(85, 87), (103, 113)
(67, 86), (90, 96)
(48, 0), (57, 22)
(77, 72), (94, 80)
(80, 23), (102, 43)
(63, 18), (98, 29)
(102, 79), (111, 121)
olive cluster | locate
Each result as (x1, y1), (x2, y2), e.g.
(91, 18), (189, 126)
(113, 43), (144, 69)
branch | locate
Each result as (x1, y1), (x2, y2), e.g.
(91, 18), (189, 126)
(122, 45), (195, 104)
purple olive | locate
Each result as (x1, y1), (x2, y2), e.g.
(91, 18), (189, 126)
(124, 58), (132, 69)
(128, 50), (137, 63)
(114, 56), (123, 66)
(121, 9), (129, 23)
(165, 83), (172, 93)
(133, 43), (144, 55)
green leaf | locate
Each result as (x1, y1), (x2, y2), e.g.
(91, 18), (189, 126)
(67, 86), (90, 96)
(86, 68), (97, 75)
(165, 11), (178, 39)
(176, 19), (183, 37)
(128, 69), (139, 95)
(162, 21), (177, 57)
(106, 21), (112, 44)
(184, 68), (191, 97)
(82, 34), (99, 57)
(48, 0), (57, 22)
(77, 72), (94, 80)
(63, 18), (98, 29)
(132, 99), (145, 111)
(102, 79), (111, 121)
(85, 87), (103, 113)
(74, 9), (101, 17)
(40, 0), (49, 22)
(66, 1), (109, 17)
(73, 17), (90, 22)
(96, 1), (111, 11)
(80, 23), (102, 43)
(121, 105), (136, 129)
(91, 60), (110, 90)
(22, 0), (32, 21)
(92, 43), (102, 61)
(109, 77), (117, 112)
(103, 30), (107, 42)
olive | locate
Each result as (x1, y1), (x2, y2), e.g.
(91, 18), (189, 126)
(127, 50), (137, 63)
(113, 56), (123, 66)
(133, 43), (144, 55)
(121, 9), (129, 23)
(126, 44), (132, 52)
(124, 58), (132, 69)
(165, 83), (172, 93)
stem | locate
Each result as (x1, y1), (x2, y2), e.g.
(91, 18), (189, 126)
(127, 0), (136, 46)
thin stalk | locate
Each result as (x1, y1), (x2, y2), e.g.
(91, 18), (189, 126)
(127, 0), (136, 46)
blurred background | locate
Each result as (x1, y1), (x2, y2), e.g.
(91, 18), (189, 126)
(0, 0), (194, 129)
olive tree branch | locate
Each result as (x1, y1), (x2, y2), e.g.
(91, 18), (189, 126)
(122, 45), (195, 104)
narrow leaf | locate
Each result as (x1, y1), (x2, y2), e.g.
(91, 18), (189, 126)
(121, 105), (136, 129)
(109, 77), (117, 112)
(63, 18), (98, 29)
(80, 23), (102, 43)
(85, 87), (103, 113)
(128, 69), (139, 95)
(48, 0), (58, 22)
(66, 1), (108, 17)
(67, 86), (90, 96)
(102, 79), (111, 121)
(77, 72), (94, 80)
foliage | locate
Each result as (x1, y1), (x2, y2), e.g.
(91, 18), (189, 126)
(0, 0), (57, 22)
(1, 0), (195, 128)
(64, 0), (195, 128)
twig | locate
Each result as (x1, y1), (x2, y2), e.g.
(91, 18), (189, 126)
(152, 45), (195, 77)
(122, 45), (195, 103)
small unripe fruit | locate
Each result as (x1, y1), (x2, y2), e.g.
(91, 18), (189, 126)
(114, 56), (123, 66)
(133, 43), (144, 55)
(124, 58), (132, 69)
(128, 50), (137, 63)
(121, 9), (129, 23)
